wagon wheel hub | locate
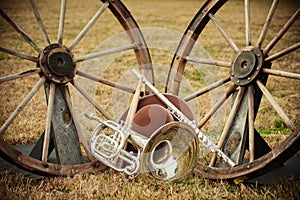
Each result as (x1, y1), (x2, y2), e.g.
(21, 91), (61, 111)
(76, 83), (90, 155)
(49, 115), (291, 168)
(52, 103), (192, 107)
(230, 47), (263, 86)
(39, 44), (76, 83)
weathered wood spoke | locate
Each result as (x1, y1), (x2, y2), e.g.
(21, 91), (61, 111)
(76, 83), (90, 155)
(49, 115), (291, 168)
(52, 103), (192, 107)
(0, 9), (41, 52)
(0, 68), (41, 83)
(185, 56), (231, 68)
(198, 84), (238, 128)
(209, 13), (239, 54)
(58, 0), (67, 45)
(0, 76), (46, 136)
(76, 70), (135, 93)
(71, 80), (112, 120)
(262, 68), (300, 80)
(69, 2), (109, 50)
(265, 42), (300, 63)
(248, 85), (255, 162)
(209, 87), (246, 167)
(42, 82), (55, 162)
(256, 0), (279, 48)
(263, 7), (300, 56)
(29, 0), (51, 45)
(256, 79), (296, 131)
(0, 46), (38, 62)
(184, 76), (231, 102)
(244, 0), (251, 46)
(75, 44), (137, 62)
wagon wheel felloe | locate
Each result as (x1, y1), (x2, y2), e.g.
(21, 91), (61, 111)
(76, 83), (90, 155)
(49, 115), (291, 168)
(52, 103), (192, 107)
(0, 0), (153, 175)
(167, 0), (300, 180)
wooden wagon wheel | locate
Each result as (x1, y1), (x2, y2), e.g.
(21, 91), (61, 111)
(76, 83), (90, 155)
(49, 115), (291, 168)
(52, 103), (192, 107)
(167, 0), (300, 180)
(0, 0), (153, 176)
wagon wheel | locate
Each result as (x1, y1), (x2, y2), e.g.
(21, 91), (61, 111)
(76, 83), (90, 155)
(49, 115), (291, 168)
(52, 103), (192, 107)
(167, 0), (300, 180)
(0, 0), (153, 176)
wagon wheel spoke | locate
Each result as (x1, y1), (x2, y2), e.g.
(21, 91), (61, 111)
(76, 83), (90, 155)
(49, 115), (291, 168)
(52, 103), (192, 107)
(256, 0), (279, 48)
(0, 46), (38, 62)
(76, 70), (135, 94)
(244, 0), (251, 46)
(71, 80), (112, 120)
(184, 76), (231, 102)
(0, 9), (41, 52)
(198, 84), (238, 129)
(42, 82), (55, 162)
(184, 56), (231, 68)
(0, 76), (46, 136)
(75, 44), (137, 62)
(263, 7), (300, 56)
(256, 79), (295, 131)
(69, 2), (109, 51)
(0, 68), (41, 83)
(57, 0), (66, 45)
(29, 0), (51, 45)
(265, 42), (300, 63)
(262, 68), (300, 80)
(248, 85), (255, 162)
(208, 13), (239, 54)
(209, 86), (246, 167)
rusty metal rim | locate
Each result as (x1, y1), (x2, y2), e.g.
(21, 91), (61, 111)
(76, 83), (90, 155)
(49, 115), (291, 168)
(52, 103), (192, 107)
(0, 139), (104, 176)
(193, 126), (300, 180)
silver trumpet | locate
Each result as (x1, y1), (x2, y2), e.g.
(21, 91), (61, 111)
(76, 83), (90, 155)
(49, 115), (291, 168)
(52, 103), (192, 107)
(132, 69), (236, 167)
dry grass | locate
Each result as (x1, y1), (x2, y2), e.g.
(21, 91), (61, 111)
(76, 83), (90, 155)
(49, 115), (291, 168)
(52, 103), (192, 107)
(0, 0), (300, 199)
(1, 168), (300, 200)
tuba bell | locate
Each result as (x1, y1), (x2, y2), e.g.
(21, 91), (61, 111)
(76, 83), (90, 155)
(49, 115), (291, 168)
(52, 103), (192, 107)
(140, 120), (199, 181)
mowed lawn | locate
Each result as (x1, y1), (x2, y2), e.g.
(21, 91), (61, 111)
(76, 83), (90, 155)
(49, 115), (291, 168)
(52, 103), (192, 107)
(0, 0), (299, 199)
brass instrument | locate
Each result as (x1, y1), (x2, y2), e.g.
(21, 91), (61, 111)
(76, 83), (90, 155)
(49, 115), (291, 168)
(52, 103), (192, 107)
(87, 69), (235, 182)
(87, 72), (199, 182)
(87, 112), (198, 181)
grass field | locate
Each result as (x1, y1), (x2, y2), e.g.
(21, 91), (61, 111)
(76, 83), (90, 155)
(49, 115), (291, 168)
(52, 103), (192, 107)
(0, 0), (299, 199)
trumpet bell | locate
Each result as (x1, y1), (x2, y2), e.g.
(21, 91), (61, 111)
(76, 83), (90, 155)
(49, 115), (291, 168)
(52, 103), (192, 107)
(141, 121), (199, 182)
